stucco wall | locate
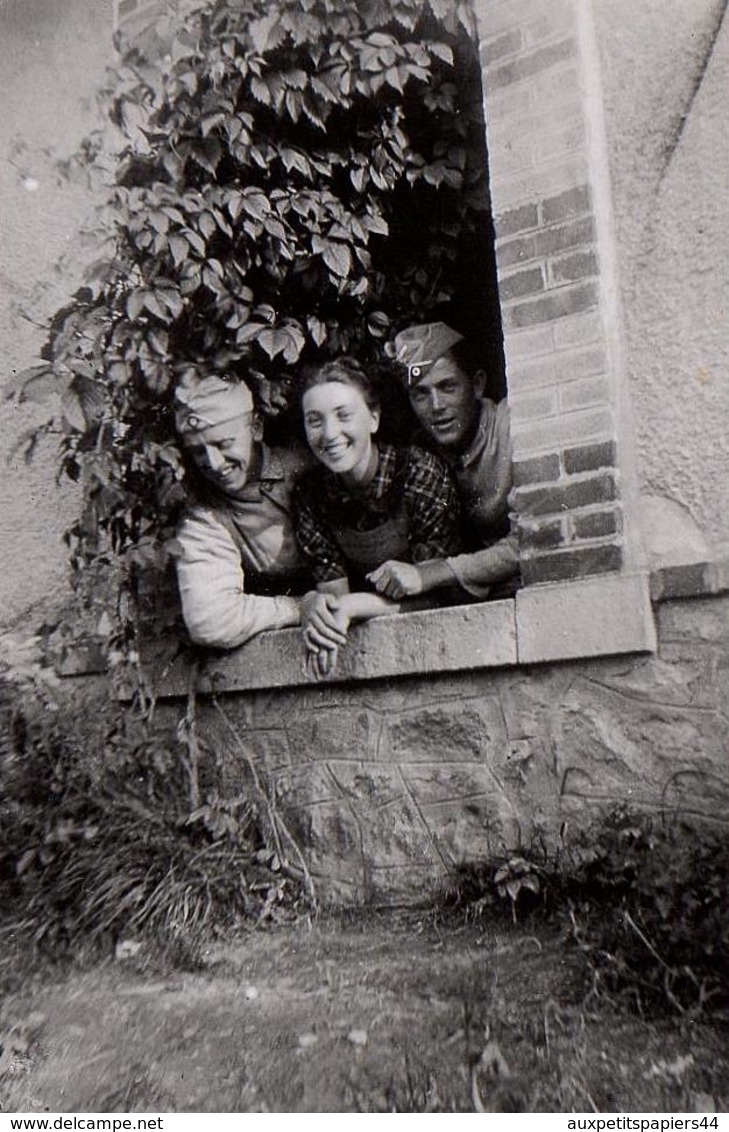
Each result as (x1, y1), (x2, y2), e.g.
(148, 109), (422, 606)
(160, 590), (729, 906)
(593, 0), (729, 552)
(0, 0), (113, 625)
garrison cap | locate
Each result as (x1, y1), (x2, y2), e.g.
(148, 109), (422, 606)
(385, 322), (464, 386)
(174, 374), (255, 436)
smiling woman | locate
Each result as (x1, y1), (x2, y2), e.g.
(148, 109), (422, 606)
(302, 371), (380, 486)
(294, 358), (463, 592)
(292, 357), (466, 673)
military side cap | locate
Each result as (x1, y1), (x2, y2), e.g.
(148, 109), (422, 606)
(174, 374), (255, 435)
(385, 322), (464, 385)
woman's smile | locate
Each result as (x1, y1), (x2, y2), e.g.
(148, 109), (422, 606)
(303, 380), (380, 485)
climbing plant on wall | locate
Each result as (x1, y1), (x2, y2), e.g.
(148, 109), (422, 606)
(7, 0), (494, 588)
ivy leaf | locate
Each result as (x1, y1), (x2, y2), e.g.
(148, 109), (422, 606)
(144, 292), (168, 321)
(280, 147), (311, 177)
(169, 235), (189, 266)
(322, 242), (352, 278)
(107, 361), (131, 385)
(281, 325), (305, 363)
(199, 212), (217, 239)
(157, 289), (184, 319)
(147, 328), (169, 355)
(249, 12), (279, 54)
(235, 321), (267, 345)
(60, 386), (87, 433)
(350, 166), (366, 193)
(264, 217), (287, 241)
(126, 290), (147, 320)
(250, 75), (272, 106)
(361, 213), (389, 236)
(307, 315), (327, 346)
(226, 191), (245, 222)
(430, 41), (454, 66)
(241, 190), (269, 221)
(190, 138), (222, 175)
(140, 357), (170, 395)
(385, 66), (404, 93)
(257, 325), (305, 363)
(302, 94), (327, 131)
(184, 229), (206, 257)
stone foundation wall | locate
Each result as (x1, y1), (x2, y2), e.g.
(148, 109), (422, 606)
(158, 590), (729, 907)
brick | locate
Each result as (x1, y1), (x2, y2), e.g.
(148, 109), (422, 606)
(550, 250), (599, 285)
(504, 324), (554, 360)
(650, 563), (712, 601)
(509, 387), (558, 421)
(485, 83), (533, 129)
(480, 29), (523, 65)
(520, 518), (565, 550)
(571, 507), (622, 541)
(535, 217), (596, 257)
(563, 439), (617, 474)
(541, 185), (592, 225)
(511, 453), (561, 486)
(499, 266), (545, 300)
(498, 217), (595, 270)
(491, 156), (591, 211)
(487, 39), (577, 90)
(489, 136), (534, 178)
(521, 542), (623, 585)
(507, 344), (606, 392)
(532, 121), (586, 166)
(556, 345), (607, 381)
(487, 97), (583, 150)
(553, 310), (604, 350)
(503, 281), (598, 329)
(523, 2), (576, 47)
(494, 203), (539, 238)
(475, 0), (556, 40)
(514, 471), (616, 517)
(650, 559), (729, 602)
(531, 62), (584, 105)
(497, 233), (538, 269)
(559, 374), (609, 411)
(506, 354), (558, 392)
(510, 409), (615, 455)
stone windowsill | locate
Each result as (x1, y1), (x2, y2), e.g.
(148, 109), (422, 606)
(60, 556), (729, 695)
(144, 570), (659, 698)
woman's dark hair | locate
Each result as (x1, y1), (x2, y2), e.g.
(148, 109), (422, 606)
(299, 356), (380, 412)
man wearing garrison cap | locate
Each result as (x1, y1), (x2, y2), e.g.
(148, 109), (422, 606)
(371, 322), (519, 601)
(172, 373), (346, 651)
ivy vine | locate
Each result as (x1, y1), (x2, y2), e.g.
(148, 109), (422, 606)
(6, 0), (499, 596)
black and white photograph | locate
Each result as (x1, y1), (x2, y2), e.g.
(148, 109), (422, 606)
(1, 0), (727, 1116)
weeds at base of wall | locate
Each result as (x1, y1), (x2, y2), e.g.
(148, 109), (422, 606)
(0, 669), (308, 983)
(450, 811), (729, 1022)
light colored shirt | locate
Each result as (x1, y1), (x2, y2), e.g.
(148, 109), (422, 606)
(444, 398), (520, 598)
(173, 445), (310, 649)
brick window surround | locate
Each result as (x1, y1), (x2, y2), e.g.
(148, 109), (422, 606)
(114, 0), (663, 692)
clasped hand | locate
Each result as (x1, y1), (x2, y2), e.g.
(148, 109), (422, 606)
(300, 590), (350, 678)
(367, 559), (423, 600)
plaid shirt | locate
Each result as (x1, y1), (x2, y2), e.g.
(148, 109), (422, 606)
(293, 443), (462, 583)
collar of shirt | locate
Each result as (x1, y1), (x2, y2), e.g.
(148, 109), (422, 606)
(457, 398), (500, 471)
(322, 443), (398, 509)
